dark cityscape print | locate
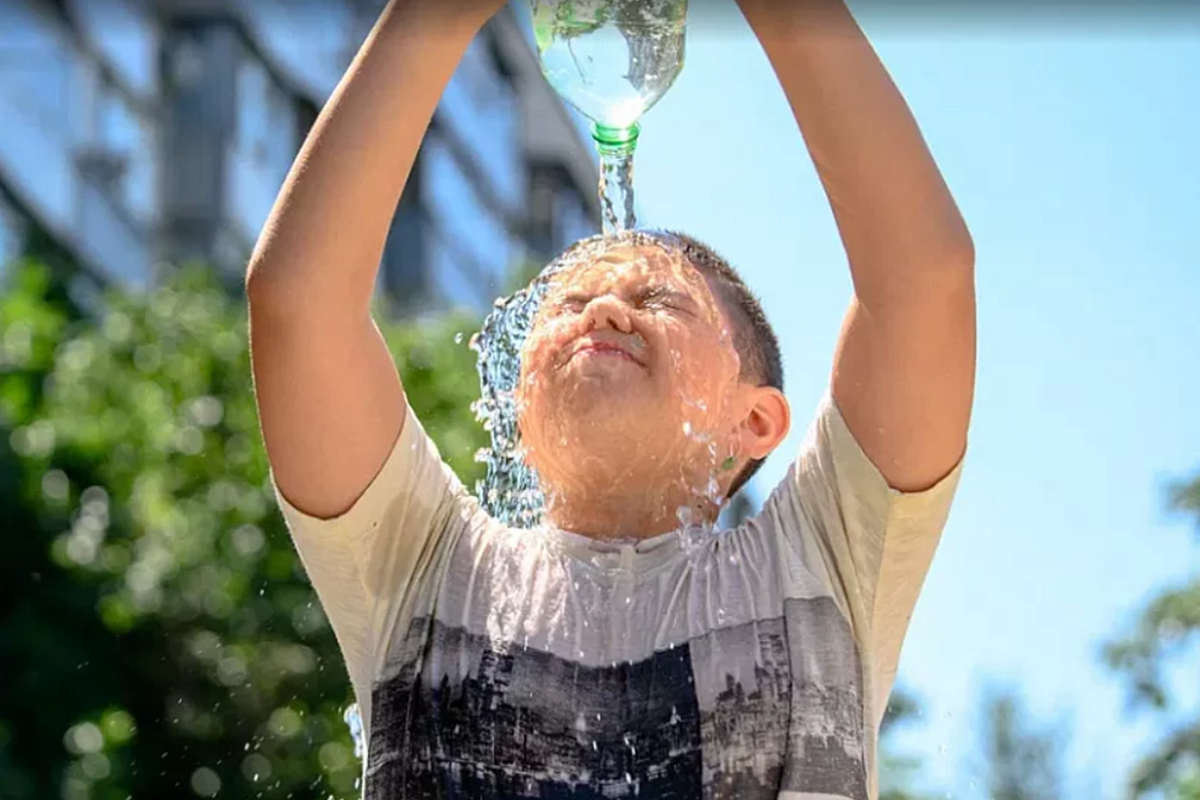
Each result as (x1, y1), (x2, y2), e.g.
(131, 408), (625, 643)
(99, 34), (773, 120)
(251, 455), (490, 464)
(778, 596), (868, 800)
(365, 596), (867, 800)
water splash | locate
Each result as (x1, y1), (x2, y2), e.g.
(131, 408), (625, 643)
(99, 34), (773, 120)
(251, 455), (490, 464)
(469, 229), (734, 530)
(343, 703), (364, 758)
(470, 276), (555, 528)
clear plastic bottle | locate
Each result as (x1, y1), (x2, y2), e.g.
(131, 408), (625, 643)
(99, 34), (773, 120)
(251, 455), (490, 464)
(531, 0), (688, 134)
(530, 0), (688, 234)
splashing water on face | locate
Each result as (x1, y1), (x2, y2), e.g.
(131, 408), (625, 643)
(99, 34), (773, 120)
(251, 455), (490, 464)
(470, 229), (736, 531)
(469, 274), (556, 528)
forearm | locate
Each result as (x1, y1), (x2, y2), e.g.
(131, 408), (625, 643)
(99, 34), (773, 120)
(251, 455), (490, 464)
(245, 2), (483, 314)
(737, 0), (973, 306)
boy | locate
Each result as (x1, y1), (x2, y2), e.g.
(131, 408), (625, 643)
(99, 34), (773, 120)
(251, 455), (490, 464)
(246, 1), (975, 798)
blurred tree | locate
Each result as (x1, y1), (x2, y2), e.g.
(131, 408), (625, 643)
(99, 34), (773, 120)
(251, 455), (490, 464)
(1103, 472), (1200, 800)
(880, 686), (938, 800)
(972, 684), (1068, 800)
(0, 259), (486, 799)
(507, 256), (550, 295)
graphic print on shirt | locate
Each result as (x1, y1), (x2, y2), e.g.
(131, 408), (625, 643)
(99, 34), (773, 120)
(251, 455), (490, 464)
(365, 596), (866, 800)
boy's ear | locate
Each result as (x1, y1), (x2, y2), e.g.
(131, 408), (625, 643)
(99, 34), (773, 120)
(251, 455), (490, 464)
(738, 386), (790, 461)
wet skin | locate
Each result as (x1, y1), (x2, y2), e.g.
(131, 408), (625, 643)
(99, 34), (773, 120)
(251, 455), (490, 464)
(514, 243), (769, 539)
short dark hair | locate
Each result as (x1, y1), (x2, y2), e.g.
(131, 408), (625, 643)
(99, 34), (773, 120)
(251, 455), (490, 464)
(544, 229), (784, 498)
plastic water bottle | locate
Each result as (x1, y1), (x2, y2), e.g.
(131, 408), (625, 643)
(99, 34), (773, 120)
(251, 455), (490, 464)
(530, 0), (688, 233)
(531, 0), (687, 141)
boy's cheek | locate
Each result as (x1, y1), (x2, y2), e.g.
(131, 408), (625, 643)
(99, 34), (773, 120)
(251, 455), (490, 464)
(523, 336), (556, 377)
(527, 319), (577, 367)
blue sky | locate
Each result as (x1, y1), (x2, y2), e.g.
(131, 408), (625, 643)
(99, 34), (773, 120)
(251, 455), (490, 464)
(627, 6), (1199, 796)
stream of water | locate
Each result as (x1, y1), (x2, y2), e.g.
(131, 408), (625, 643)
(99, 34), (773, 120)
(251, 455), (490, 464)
(599, 142), (638, 235)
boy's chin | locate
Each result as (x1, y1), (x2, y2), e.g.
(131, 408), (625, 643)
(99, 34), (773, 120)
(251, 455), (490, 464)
(562, 388), (670, 422)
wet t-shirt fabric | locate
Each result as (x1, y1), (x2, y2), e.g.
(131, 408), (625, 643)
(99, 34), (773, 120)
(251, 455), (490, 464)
(273, 393), (962, 800)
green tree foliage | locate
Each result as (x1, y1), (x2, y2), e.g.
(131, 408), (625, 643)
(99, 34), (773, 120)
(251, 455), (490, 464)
(0, 260), (486, 799)
(973, 685), (1067, 800)
(1104, 472), (1200, 800)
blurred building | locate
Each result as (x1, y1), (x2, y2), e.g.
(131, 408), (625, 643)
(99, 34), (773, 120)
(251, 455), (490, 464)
(0, 0), (600, 314)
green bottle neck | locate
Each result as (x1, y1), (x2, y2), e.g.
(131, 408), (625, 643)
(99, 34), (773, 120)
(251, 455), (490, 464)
(592, 122), (640, 157)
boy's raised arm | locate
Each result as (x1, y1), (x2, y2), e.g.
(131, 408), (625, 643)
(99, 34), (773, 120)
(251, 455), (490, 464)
(737, 0), (976, 493)
(246, 2), (501, 520)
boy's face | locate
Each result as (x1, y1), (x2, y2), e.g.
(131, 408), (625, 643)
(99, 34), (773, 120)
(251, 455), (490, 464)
(517, 243), (746, 501)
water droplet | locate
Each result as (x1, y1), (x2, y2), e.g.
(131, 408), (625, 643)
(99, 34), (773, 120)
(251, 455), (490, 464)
(676, 505), (694, 528)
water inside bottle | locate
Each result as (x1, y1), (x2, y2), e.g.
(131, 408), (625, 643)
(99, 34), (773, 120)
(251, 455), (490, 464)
(532, 0), (687, 131)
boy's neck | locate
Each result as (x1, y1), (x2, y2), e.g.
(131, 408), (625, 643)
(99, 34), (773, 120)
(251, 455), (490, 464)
(544, 479), (721, 541)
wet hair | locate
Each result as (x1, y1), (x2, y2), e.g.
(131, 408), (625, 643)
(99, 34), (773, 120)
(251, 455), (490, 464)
(543, 229), (785, 498)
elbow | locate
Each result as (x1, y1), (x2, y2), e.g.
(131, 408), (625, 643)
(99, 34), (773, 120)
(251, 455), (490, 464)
(926, 210), (976, 279)
(944, 223), (976, 276)
(914, 242), (975, 308)
(909, 220), (976, 298)
(244, 258), (271, 302)
(931, 234), (976, 296)
(244, 261), (271, 310)
(245, 254), (374, 322)
(244, 256), (294, 319)
(855, 237), (975, 312)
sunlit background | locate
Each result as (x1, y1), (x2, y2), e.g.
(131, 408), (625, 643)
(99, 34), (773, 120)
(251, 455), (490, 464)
(1, 1), (1197, 799)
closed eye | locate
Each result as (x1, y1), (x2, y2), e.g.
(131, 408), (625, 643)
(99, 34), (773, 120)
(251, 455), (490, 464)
(555, 294), (591, 312)
(638, 287), (692, 313)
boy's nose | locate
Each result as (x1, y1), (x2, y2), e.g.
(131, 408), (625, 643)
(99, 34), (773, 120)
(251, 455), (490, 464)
(584, 295), (634, 333)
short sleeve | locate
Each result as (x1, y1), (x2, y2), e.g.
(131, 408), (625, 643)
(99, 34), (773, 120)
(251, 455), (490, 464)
(759, 391), (964, 724)
(270, 401), (480, 718)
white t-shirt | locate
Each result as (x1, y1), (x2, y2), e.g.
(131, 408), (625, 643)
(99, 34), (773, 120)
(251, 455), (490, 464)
(274, 392), (962, 800)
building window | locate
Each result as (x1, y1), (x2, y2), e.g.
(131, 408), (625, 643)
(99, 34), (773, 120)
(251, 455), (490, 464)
(439, 34), (524, 215)
(90, 78), (155, 222)
(425, 232), (490, 312)
(421, 131), (513, 310)
(554, 185), (594, 250)
(229, 54), (299, 237)
(0, 1), (75, 141)
(71, 0), (158, 99)
(234, 56), (297, 180)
